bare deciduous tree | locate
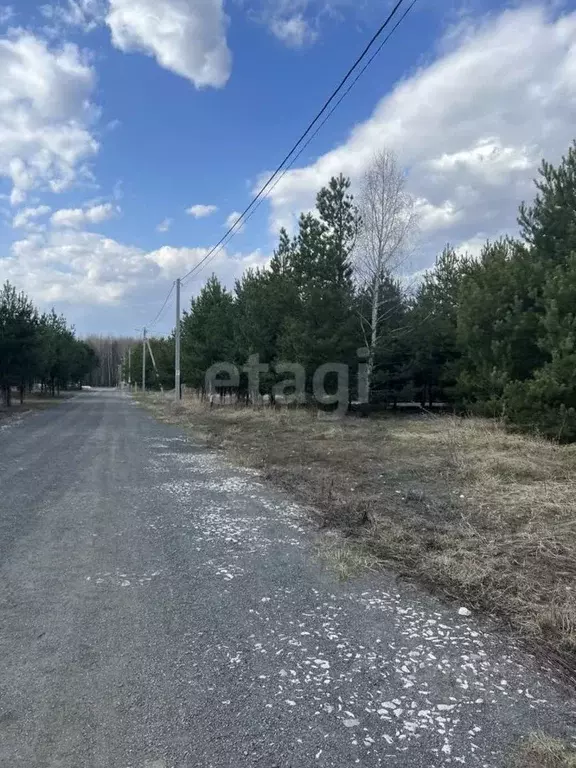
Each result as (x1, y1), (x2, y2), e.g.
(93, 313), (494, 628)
(84, 336), (138, 387)
(356, 150), (418, 398)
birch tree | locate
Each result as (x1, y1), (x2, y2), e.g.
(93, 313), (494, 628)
(356, 151), (417, 400)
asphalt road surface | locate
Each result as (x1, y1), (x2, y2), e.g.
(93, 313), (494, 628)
(1, 390), (575, 768)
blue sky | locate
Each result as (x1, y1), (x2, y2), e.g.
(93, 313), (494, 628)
(1, 0), (576, 336)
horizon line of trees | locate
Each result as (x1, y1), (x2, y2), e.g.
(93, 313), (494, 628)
(0, 284), (98, 407)
(128, 141), (576, 442)
(84, 336), (139, 388)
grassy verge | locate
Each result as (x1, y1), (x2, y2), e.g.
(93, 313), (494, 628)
(512, 734), (576, 768)
(138, 392), (576, 672)
(0, 392), (75, 423)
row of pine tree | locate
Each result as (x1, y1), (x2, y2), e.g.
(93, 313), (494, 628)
(0, 283), (97, 406)
(135, 142), (576, 441)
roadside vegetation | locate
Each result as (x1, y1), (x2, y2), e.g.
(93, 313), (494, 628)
(141, 392), (576, 676)
(0, 392), (76, 423)
(130, 142), (576, 442)
(512, 733), (576, 768)
(132, 140), (576, 676)
(0, 282), (97, 407)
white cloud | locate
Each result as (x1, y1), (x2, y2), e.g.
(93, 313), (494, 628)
(427, 138), (533, 182)
(51, 202), (118, 228)
(225, 211), (245, 233)
(454, 234), (493, 260)
(4, 229), (155, 304)
(12, 205), (52, 230)
(0, 32), (99, 205)
(106, 0), (231, 88)
(187, 203), (218, 218)
(156, 217), (172, 233)
(40, 0), (107, 32)
(414, 198), (463, 234)
(147, 244), (210, 279)
(265, 6), (576, 269)
(85, 202), (118, 222)
(0, 5), (14, 24)
(40, 0), (231, 86)
(147, 244), (267, 284)
(0, 228), (267, 308)
(270, 14), (317, 47)
(105, 118), (121, 132)
(249, 0), (354, 48)
(51, 208), (85, 228)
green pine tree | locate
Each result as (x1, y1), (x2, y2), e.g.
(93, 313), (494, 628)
(181, 276), (235, 392)
(408, 247), (469, 408)
(279, 176), (362, 401)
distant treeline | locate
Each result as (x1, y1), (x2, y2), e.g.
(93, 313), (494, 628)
(129, 142), (576, 441)
(0, 284), (97, 406)
(84, 336), (138, 388)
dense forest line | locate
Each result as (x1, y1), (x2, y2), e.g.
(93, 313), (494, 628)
(0, 301), (141, 400)
(0, 284), (97, 406)
(4, 142), (575, 439)
(84, 336), (139, 388)
(130, 142), (576, 441)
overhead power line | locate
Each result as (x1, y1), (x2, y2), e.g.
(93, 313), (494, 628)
(180, 0), (414, 286)
(146, 280), (175, 330)
(209, 0), (418, 262)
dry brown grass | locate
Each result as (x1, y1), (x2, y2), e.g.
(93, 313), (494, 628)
(316, 536), (381, 581)
(0, 392), (74, 421)
(139, 392), (576, 668)
(512, 733), (576, 768)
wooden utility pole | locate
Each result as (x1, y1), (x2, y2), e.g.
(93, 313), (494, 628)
(142, 328), (147, 392)
(175, 278), (181, 400)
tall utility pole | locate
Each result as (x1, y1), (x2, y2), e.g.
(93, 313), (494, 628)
(175, 278), (181, 400)
(142, 327), (147, 392)
(128, 347), (132, 388)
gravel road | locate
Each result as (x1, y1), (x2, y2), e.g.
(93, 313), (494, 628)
(1, 389), (574, 768)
